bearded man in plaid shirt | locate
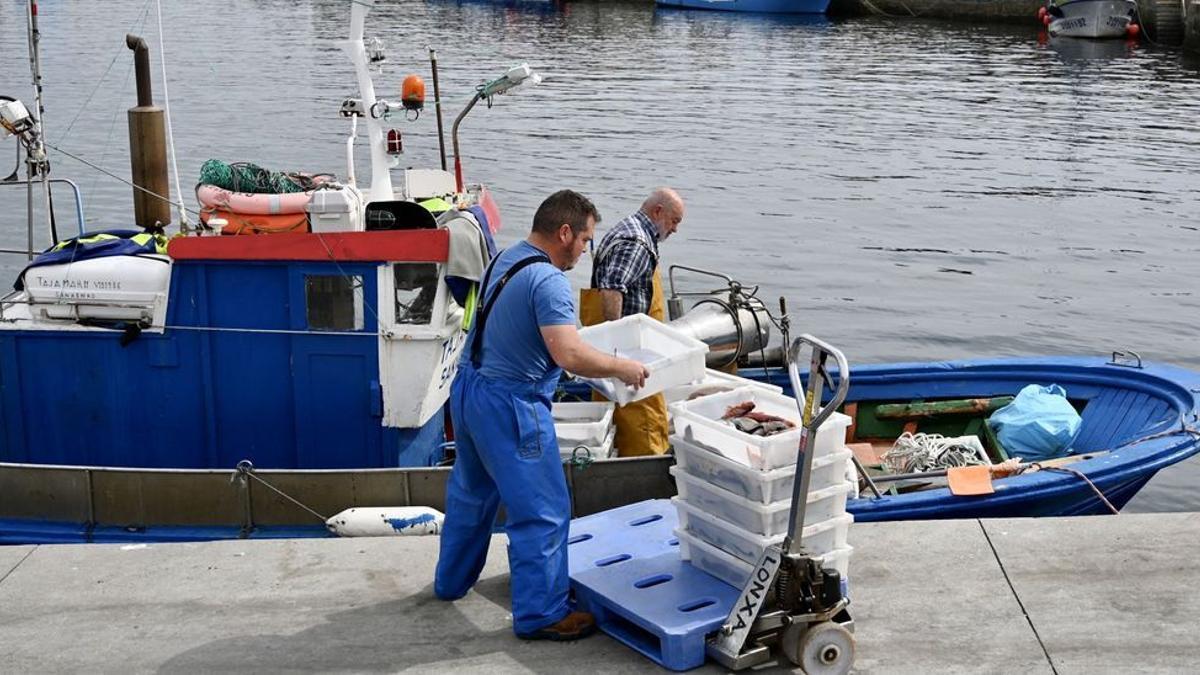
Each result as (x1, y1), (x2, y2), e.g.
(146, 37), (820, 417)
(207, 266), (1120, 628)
(579, 188), (685, 456)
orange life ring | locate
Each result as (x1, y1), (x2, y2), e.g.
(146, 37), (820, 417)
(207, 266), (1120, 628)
(200, 207), (309, 235)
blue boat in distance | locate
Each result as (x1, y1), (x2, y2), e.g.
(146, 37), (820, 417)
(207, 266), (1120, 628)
(657, 0), (831, 14)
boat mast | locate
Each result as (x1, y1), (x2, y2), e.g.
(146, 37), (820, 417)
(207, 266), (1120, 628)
(344, 0), (394, 203)
(24, 0), (55, 257)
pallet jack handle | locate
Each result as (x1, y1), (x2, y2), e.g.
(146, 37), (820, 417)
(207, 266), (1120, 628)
(784, 335), (851, 550)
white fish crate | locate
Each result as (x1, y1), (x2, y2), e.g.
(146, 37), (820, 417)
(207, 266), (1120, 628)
(671, 466), (853, 537)
(676, 527), (854, 589)
(576, 314), (707, 405)
(673, 434), (853, 504)
(552, 401), (614, 448)
(559, 427), (616, 460)
(670, 386), (851, 470)
(662, 368), (783, 406)
(673, 497), (852, 565)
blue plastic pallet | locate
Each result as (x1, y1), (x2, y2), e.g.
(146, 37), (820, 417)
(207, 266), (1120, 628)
(567, 499), (679, 574)
(568, 500), (740, 671)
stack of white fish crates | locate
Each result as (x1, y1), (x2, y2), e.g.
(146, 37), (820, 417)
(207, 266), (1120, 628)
(552, 401), (616, 460)
(669, 385), (855, 588)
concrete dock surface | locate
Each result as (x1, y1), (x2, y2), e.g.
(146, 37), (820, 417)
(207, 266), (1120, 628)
(1, 512), (1197, 673)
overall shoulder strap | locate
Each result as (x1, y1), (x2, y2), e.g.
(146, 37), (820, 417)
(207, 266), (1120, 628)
(470, 253), (552, 368)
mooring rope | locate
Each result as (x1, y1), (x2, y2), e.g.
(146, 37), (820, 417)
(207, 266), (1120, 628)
(232, 460), (329, 523)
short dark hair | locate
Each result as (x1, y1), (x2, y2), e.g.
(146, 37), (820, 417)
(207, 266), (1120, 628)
(531, 189), (600, 236)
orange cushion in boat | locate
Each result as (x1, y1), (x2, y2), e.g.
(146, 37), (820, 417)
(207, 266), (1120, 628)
(200, 207), (309, 235)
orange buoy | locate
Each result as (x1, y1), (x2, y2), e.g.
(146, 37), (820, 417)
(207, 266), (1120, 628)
(402, 74), (426, 111)
(1127, 23), (1140, 38)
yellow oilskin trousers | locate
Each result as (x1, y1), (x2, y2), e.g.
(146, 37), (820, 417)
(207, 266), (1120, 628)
(579, 268), (670, 457)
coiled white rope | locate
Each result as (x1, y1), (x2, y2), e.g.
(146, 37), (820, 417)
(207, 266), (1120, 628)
(882, 431), (990, 474)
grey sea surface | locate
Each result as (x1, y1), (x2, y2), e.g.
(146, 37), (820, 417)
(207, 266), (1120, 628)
(1, 0), (1197, 511)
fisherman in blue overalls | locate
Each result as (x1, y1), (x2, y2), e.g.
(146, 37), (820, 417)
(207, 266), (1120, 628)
(435, 190), (649, 641)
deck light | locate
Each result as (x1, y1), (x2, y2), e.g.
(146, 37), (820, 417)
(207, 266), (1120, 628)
(451, 63), (543, 192)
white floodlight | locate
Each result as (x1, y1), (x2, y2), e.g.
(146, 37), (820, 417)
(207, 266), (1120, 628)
(452, 63), (544, 192)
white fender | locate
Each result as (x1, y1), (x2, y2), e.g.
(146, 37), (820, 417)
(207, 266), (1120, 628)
(325, 506), (444, 537)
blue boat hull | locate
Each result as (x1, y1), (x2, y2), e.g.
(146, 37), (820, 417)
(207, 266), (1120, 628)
(3, 356), (1198, 544)
(762, 356), (1200, 522)
(0, 259), (448, 471)
(656, 0), (831, 14)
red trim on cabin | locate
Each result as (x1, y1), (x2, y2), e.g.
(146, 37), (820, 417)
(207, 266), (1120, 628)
(167, 230), (449, 263)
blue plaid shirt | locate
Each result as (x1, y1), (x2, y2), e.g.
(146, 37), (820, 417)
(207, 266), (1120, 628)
(591, 210), (660, 317)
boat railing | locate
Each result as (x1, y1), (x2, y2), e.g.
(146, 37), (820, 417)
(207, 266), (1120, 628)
(0, 177), (86, 256)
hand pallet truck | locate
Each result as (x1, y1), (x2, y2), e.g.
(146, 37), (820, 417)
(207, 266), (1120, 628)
(707, 334), (856, 673)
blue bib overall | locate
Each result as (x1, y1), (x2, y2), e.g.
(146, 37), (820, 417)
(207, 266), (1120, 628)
(434, 249), (572, 636)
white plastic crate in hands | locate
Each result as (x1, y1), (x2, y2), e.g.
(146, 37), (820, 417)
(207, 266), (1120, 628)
(670, 386), (851, 470)
(676, 527), (854, 589)
(674, 497), (852, 565)
(671, 466), (853, 537)
(662, 368), (783, 406)
(552, 401), (614, 447)
(576, 314), (707, 405)
(673, 435), (853, 504)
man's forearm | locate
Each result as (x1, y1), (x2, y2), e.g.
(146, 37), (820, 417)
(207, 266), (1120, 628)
(562, 345), (626, 379)
(599, 289), (623, 322)
(542, 324), (630, 379)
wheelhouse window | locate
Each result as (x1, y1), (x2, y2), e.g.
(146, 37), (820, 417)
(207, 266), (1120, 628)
(305, 275), (364, 331)
(393, 263), (438, 325)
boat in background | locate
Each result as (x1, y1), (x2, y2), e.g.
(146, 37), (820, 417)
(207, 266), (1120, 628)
(1045, 0), (1137, 38)
(656, 0), (831, 15)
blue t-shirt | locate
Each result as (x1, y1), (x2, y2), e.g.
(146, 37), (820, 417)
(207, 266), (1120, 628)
(467, 241), (576, 382)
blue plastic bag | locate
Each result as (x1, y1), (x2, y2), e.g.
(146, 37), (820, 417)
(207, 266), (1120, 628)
(987, 384), (1081, 462)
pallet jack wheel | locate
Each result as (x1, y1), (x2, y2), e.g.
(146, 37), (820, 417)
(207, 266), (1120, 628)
(781, 620), (855, 674)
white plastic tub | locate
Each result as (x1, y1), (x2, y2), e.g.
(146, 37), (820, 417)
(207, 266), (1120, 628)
(671, 387), (851, 470)
(560, 427), (616, 460)
(676, 527), (854, 589)
(674, 498), (852, 564)
(662, 368), (783, 406)
(673, 435), (853, 504)
(576, 314), (707, 405)
(671, 466), (853, 537)
(552, 401), (614, 448)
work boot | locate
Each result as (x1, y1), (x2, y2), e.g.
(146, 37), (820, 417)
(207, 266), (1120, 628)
(516, 611), (597, 642)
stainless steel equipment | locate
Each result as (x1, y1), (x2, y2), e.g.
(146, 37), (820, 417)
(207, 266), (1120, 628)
(666, 265), (778, 369)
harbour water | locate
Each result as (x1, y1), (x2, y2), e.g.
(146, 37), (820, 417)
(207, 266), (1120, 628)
(1, 0), (1197, 511)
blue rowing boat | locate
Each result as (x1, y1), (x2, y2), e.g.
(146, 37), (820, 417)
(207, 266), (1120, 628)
(656, 0), (832, 14)
(759, 356), (1200, 521)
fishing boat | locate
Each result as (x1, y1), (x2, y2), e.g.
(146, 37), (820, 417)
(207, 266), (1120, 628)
(655, 0), (832, 14)
(3, 1), (1199, 545)
(1044, 0), (1138, 38)
(0, 0), (533, 474)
